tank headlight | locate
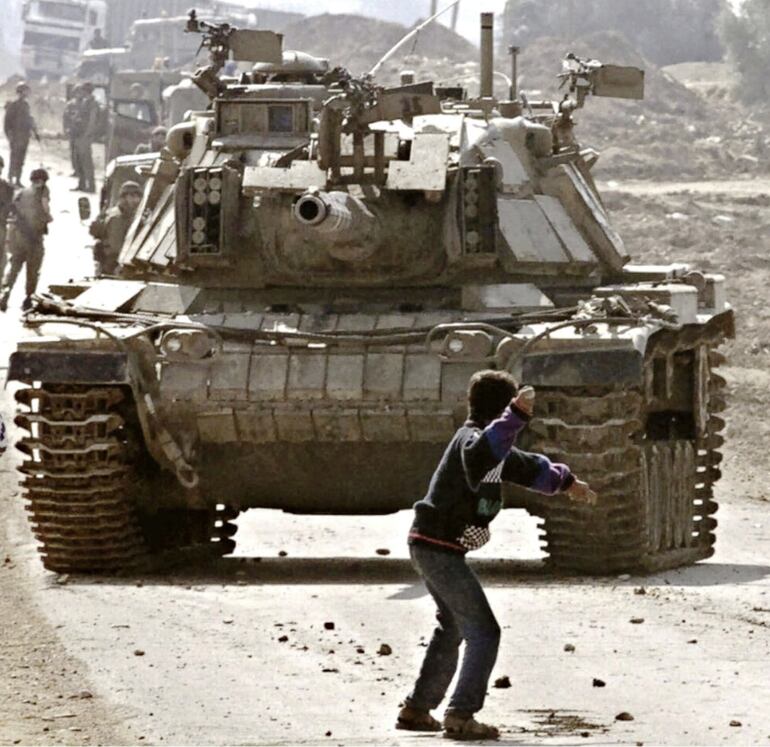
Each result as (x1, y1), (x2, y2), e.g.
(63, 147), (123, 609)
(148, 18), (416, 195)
(442, 330), (493, 360)
(448, 338), (465, 354)
(165, 336), (183, 353)
(159, 330), (215, 360)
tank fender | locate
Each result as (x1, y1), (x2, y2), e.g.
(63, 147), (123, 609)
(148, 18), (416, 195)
(506, 323), (656, 388)
(521, 346), (645, 387)
(7, 351), (130, 384)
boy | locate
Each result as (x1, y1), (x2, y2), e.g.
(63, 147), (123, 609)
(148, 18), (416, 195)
(397, 370), (596, 741)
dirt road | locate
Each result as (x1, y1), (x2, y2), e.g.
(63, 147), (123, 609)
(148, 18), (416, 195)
(599, 178), (770, 197)
(1, 143), (769, 746)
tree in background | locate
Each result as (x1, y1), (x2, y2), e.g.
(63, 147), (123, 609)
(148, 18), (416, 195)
(502, 0), (726, 66)
(719, 0), (770, 103)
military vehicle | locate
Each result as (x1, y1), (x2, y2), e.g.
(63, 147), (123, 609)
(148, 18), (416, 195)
(8, 12), (733, 575)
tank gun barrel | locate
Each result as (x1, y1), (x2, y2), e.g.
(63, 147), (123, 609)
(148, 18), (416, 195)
(293, 191), (379, 262)
(294, 191), (373, 235)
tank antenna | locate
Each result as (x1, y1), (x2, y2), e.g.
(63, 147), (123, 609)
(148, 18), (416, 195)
(369, 0), (460, 79)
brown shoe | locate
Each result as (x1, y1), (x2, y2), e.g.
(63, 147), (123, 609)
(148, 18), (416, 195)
(443, 712), (500, 741)
(396, 705), (442, 732)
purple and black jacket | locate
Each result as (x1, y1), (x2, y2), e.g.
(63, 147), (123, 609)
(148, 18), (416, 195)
(408, 403), (575, 554)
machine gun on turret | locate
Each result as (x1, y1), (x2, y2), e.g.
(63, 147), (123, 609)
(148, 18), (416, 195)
(185, 8), (283, 99)
(558, 52), (645, 109)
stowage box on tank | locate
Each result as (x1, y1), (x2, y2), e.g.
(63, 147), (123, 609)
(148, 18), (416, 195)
(8, 11), (733, 575)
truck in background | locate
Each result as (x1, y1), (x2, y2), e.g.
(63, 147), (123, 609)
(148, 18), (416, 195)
(21, 0), (301, 80)
(100, 0), (300, 53)
(22, 0), (107, 78)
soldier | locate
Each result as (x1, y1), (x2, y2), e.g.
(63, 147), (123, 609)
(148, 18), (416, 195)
(90, 180), (142, 276)
(89, 28), (108, 49)
(63, 84), (82, 180)
(72, 82), (100, 193)
(3, 82), (39, 187)
(0, 156), (14, 279)
(0, 168), (52, 312)
(134, 125), (167, 154)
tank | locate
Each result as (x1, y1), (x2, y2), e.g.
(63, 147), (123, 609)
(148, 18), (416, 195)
(7, 12), (734, 575)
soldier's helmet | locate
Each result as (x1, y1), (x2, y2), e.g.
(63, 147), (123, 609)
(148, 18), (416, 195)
(119, 180), (142, 197)
(30, 168), (49, 182)
(152, 126), (168, 137)
(81, 81), (94, 93)
(16, 81), (30, 94)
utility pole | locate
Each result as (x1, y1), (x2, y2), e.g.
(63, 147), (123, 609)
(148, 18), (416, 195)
(451, 1), (460, 31)
(430, 0), (438, 16)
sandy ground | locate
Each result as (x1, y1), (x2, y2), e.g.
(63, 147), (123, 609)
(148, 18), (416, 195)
(1, 141), (770, 747)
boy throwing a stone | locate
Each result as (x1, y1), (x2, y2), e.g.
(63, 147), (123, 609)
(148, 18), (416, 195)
(398, 370), (596, 740)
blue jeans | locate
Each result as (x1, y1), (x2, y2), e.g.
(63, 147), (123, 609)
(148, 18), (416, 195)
(405, 543), (501, 715)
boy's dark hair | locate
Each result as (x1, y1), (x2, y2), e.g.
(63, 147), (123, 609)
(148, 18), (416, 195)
(467, 370), (518, 425)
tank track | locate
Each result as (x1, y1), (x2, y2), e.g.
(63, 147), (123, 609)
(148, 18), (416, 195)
(530, 335), (726, 575)
(15, 385), (238, 574)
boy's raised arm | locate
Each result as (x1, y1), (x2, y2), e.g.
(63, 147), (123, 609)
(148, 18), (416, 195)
(461, 395), (532, 489)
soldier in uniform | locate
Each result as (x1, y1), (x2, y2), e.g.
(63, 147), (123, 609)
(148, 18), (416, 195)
(4, 82), (39, 187)
(0, 156), (14, 279)
(134, 125), (168, 154)
(63, 84), (82, 180)
(90, 180), (142, 276)
(72, 82), (99, 193)
(89, 28), (108, 49)
(0, 168), (52, 312)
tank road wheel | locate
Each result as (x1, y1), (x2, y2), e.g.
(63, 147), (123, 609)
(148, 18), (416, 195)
(15, 385), (146, 574)
(529, 338), (727, 575)
(15, 385), (240, 573)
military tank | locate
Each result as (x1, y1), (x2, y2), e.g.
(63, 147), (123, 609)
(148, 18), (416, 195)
(8, 12), (733, 575)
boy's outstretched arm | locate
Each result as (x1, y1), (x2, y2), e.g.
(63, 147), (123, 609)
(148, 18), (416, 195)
(501, 449), (597, 504)
(499, 386), (597, 504)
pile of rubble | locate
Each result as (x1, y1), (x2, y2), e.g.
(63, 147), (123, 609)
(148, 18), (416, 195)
(515, 31), (768, 179)
(281, 13), (478, 77)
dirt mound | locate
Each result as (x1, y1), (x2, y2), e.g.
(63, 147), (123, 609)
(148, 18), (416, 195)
(280, 13), (478, 77)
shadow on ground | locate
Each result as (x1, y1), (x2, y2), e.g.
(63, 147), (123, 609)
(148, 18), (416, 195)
(47, 554), (770, 590)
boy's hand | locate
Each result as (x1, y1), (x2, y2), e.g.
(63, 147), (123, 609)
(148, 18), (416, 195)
(566, 479), (598, 506)
(512, 386), (535, 416)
